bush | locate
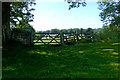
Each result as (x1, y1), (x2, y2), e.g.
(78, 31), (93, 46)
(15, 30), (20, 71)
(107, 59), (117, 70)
(95, 25), (118, 42)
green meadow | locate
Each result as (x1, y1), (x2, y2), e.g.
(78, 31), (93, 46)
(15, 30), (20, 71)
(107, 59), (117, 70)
(2, 42), (119, 79)
(2, 1), (120, 79)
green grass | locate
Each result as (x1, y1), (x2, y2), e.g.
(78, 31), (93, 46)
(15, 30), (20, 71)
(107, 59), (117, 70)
(2, 42), (119, 79)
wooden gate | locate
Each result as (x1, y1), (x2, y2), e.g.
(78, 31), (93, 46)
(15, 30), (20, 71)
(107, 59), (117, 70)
(33, 33), (61, 45)
(33, 32), (85, 45)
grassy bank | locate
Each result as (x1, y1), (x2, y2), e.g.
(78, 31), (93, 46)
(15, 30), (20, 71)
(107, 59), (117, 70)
(2, 42), (119, 79)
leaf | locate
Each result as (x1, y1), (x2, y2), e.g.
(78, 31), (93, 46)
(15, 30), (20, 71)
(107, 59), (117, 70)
(29, 8), (35, 11)
(29, 20), (33, 22)
(82, 2), (87, 7)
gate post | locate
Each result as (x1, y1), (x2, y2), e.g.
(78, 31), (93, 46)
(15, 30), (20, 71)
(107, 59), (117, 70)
(85, 28), (93, 42)
(75, 31), (79, 41)
(81, 28), (83, 39)
(60, 32), (65, 46)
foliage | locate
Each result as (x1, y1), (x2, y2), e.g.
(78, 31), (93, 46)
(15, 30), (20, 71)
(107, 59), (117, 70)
(10, 2), (36, 28)
(50, 28), (60, 33)
(37, 28), (86, 33)
(15, 24), (35, 32)
(65, 0), (87, 10)
(94, 25), (118, 42)
(97, 0), (120, 26)
(10, 2), (36, 32)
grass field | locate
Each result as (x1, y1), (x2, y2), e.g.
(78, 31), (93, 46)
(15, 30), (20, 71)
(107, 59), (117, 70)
(2, 42), (119, 79)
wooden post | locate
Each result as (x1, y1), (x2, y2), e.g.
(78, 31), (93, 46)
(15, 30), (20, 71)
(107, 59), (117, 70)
(66, 36), (68, 42)
(81, 28), (83, 39)
(86, 28), (92, 42)
(91, 29), (94, 42)
(73, 32), (75, 41)
(118, 24), (120, 35)
(60, 32), (65, 46)
(75, 31), (79, 41)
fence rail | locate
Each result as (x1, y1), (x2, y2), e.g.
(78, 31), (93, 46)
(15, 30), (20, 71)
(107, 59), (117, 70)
(33, 31), (85, 45)
(9, 28), (95, 46)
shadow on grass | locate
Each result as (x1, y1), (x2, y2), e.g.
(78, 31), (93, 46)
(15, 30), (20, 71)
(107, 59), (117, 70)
(2, 42), (119, 79)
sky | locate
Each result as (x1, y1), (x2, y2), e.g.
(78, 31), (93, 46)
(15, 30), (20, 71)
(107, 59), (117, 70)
(29, 0), (103, 31)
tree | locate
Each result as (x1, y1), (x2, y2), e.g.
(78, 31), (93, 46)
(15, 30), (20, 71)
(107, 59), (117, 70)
(68, 28), (74, 33)
(72, 28), (80, 33)
(64, 0), (87, 10)
(97, 0), (120, 26)
(60, 29), (68, 33)
(10, 2), (36, 28)
(45, 30), (50, 33)
(2, 1), (36, 43)
(50, 29), (60, 33)
(2, 2), (11, 42)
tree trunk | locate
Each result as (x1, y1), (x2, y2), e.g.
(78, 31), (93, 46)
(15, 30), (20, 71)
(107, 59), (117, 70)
(2, 2), (11, 43)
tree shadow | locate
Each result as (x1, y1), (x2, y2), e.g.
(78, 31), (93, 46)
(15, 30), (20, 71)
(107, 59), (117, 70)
(2, 42), (119, 79)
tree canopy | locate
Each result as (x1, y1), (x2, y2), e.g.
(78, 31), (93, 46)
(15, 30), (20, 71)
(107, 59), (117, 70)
(10, 2), (36, 29)
(97, 0), (120, 26)
(64, 0), (87, 10)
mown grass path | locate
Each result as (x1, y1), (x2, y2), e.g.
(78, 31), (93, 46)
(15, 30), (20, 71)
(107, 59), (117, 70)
(2, 42), (119, 79)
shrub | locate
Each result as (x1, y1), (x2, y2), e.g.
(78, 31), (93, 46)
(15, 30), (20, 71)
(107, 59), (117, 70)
(95, 25), (118, 42)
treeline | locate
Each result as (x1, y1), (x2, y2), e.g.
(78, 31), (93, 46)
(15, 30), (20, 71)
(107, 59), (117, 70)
(36, 28), (96, 33)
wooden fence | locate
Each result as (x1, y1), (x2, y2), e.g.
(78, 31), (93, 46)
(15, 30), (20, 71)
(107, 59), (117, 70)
(9, 28), (95, 46)
(33, 31), (85, 45)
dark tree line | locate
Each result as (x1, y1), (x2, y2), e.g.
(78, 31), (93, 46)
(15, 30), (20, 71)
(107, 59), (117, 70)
(36, 28), (89, 34)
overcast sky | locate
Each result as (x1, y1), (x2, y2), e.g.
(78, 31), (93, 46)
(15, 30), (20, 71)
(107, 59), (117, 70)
(29, 0), (103, 31)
